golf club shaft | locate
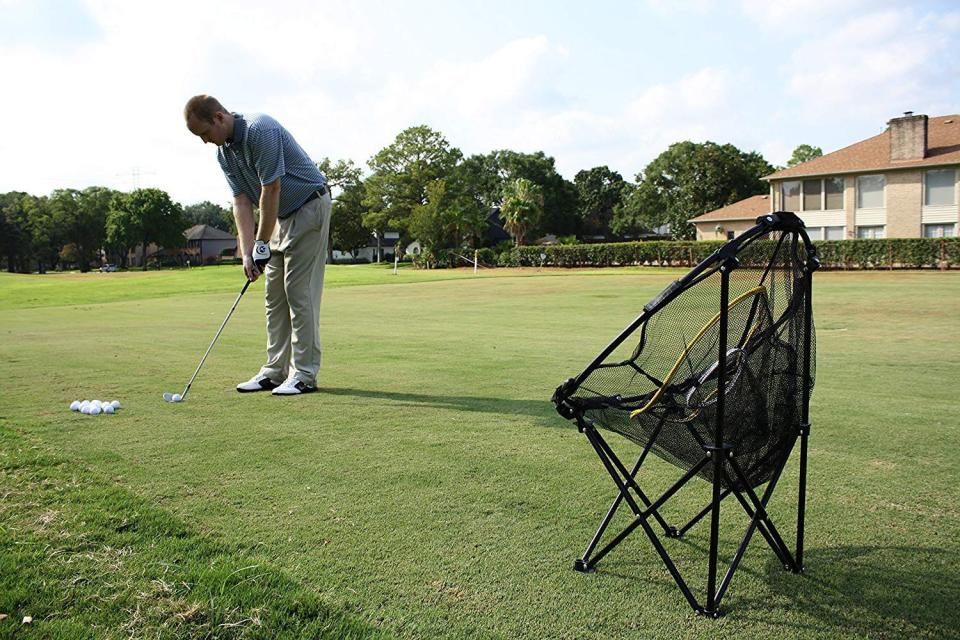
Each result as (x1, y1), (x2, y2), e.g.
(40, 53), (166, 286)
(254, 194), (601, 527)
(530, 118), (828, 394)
(180, 279), (252, 399)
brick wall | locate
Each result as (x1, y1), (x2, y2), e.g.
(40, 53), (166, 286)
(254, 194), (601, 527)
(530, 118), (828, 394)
(884, 170), (922, 238)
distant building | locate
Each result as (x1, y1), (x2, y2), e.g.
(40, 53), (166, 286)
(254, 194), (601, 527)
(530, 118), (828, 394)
(333, 230), (400, 263)
(184, 224), (237, 265)
(691, 113), (960, 240)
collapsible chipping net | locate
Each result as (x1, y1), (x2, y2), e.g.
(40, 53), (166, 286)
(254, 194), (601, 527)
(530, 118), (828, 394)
(552, 212), (818, 617)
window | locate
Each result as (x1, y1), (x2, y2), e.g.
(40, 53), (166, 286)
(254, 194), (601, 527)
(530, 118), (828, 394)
(857, 226), (885, 239)
(825, 226), (844, 240)
(782, 177), (843, 211)
(825, 177), (844, 210)
(803, 180), (821, 211)
(857, 175), (885, 208)
(923, 223), (956, 238)
(782, 181), (801, 211)
(925, 169), (957, 206)
(806, 226), (845, 241)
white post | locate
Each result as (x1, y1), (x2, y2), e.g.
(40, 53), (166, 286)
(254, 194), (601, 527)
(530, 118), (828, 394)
(394, 252), (399, 275)
(474, 249), (478, 275)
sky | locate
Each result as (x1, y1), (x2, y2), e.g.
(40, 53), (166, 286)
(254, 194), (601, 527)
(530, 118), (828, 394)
(1, 0), (958, 207)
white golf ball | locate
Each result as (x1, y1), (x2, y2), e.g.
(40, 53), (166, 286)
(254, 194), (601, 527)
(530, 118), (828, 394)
(103, 404), (115, 414)
(70, 401), (80, 411)
(110, 400), (121, 410)
(81, 405), (91, 415)
(172, 394), (182, 402)
(90, 405), (101, 415)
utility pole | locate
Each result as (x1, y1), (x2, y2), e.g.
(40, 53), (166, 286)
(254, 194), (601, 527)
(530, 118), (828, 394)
(116, 167), (155, 190)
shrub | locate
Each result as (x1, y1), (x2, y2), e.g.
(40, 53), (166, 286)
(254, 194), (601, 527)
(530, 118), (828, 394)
(492, 238), (960, 269)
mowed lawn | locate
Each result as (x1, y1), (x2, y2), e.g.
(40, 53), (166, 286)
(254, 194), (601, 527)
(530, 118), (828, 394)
(1, 265), (958, 639)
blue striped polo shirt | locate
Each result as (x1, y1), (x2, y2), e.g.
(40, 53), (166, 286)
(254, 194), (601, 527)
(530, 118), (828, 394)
(216, 113), (326, 218)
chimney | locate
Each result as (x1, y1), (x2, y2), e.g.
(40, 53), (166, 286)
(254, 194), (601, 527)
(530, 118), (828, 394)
(887, 111), (928, 161)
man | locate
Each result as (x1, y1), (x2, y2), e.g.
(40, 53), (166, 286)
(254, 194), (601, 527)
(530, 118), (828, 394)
(184, 95), (331, 396)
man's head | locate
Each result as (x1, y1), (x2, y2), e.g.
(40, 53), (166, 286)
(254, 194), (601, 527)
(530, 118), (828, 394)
(184, 95), (234, 146)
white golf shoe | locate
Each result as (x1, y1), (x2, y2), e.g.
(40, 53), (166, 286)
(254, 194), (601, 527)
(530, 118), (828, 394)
(236, 373), (282, 393)
(272, 377), (317, 396)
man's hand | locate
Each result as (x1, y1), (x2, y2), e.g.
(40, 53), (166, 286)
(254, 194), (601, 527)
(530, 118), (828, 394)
(252, 240), (271, 268)
(244, 241), (271, 281)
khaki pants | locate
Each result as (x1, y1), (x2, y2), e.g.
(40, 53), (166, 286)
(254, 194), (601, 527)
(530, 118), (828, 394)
(259, 192), (332, 386)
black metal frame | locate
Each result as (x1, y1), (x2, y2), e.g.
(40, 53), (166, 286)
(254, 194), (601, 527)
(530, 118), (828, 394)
(555, 212), (818, 617)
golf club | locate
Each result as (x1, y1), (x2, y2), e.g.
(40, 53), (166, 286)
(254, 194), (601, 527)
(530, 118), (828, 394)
(163, 278), (252, 403)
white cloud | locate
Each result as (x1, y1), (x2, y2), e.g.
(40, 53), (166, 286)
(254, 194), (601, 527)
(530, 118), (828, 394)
(0, 0), (956, 206)
(784, 8), (960, 123)
(740, 0), (870, 32)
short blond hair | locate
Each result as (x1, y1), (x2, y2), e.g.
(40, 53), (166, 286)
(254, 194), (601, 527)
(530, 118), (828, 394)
(184, 95), (227, 123)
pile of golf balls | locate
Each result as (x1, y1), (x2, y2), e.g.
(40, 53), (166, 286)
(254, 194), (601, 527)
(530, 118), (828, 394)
(70, 399), (121, 415)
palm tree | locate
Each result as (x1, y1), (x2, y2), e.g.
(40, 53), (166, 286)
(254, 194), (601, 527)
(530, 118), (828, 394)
(501, 178), (544, 246)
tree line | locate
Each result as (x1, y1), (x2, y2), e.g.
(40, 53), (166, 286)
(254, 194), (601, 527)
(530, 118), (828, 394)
(1, 124), (820, 272)
(323, 126), (815, 262)
(0, 188), (237, 273)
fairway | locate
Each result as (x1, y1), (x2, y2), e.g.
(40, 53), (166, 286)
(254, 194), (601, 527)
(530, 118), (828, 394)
(2, 265), (959, 639)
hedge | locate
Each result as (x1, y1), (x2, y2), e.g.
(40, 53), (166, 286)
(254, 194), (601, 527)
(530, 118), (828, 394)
(494, 237), (960, 270)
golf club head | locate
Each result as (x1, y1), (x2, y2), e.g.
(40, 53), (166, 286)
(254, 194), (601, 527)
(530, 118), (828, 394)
(162, 392), (183, 403)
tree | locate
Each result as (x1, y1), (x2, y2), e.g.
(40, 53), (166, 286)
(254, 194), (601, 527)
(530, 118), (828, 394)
(610, 182), (658, 238)
(487, 150), (579, 238)
(329, 181), (370, 259)
(316, 157), (363, 197)
(183, 201), (235, 234)
(0, 192), (37, 272)
(48, 187), (111, 272)
(458, 153), (504, 210)
(319, 157), (368, 262)
(24, 194), (59, 273)
(625, 141), (774, 240)
(787, 144), (823, 167)
(362, 126), (462, 235)
(574, 166), (627, 237)
(107, 189), (185, 270)
(409, 180), (455, 256)
(501, 178), (544, 246)
(408, 176), (488, 256)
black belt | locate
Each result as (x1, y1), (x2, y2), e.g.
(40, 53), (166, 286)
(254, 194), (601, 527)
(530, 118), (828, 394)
(302, 185), (327, 207)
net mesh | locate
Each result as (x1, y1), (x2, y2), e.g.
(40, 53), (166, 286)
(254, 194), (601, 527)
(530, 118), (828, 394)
(560, 219), (816, 490)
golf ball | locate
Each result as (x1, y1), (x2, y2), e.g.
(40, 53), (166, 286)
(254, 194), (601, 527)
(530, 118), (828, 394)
(70, 401), (80, 411)
(172, 394), (182, 402)
(81, 405), (90, 415)
(110, 400), (121, 409)
(103, 404), (115, 414)
(90, 405), (101, 415)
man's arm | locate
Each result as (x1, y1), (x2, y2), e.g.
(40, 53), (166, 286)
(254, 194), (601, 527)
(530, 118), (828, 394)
(234, 193), (259, 281)
(256, 179), (281, 244)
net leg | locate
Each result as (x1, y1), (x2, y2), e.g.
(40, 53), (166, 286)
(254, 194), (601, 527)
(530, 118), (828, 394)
(727, 456), (798, 572)
(704, 263), (733, 617)
(797, 423), (809, 572)
(576, 420), (666, 569)
(591, 425), (675, 535)
(575, 426), (646, 571)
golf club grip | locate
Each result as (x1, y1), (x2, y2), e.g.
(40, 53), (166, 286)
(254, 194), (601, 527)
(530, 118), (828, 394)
(182, 279), (253, 394)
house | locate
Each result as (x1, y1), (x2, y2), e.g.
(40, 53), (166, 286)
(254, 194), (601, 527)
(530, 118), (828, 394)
(183, 224), (238, 265)
(691, 113), (960, 240)
(689, 195), (775, 240)
(333, 230), (400, 263)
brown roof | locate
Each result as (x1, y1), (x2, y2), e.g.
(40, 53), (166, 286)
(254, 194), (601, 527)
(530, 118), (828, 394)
(765, 114), (960, 180)
(690, 194), (772, 223)
(184, 224), (236, 241)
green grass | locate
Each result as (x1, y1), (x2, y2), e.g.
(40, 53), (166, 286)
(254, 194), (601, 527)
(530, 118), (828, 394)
(1, 264), (958, 639)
